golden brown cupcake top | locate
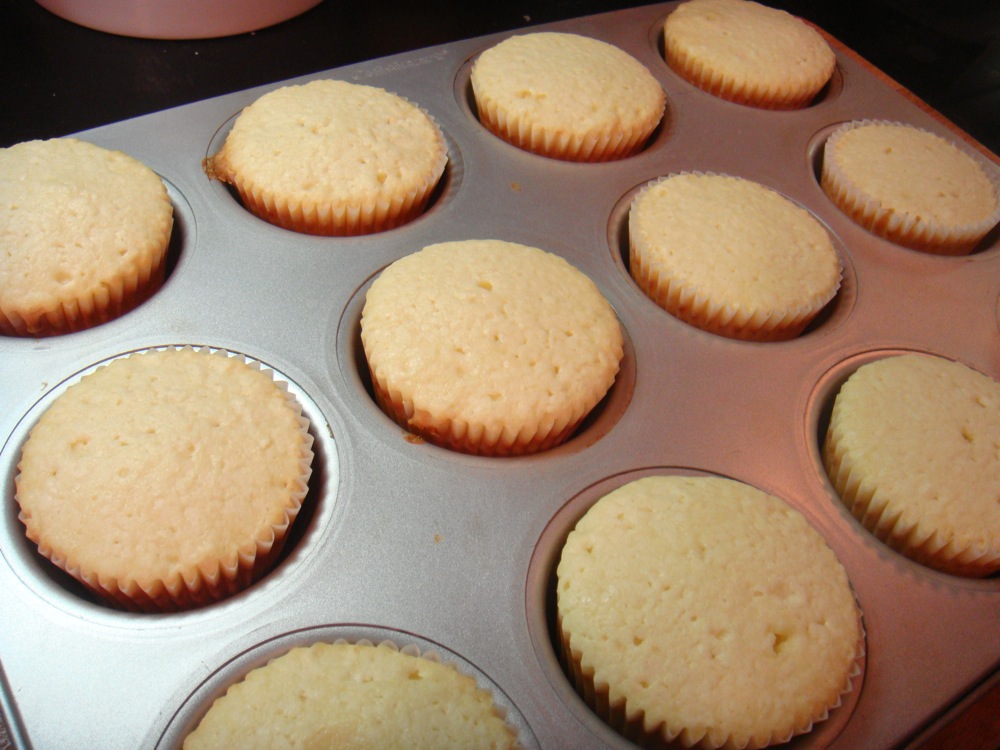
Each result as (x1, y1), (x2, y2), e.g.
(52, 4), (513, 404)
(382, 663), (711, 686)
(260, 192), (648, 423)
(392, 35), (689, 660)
(361, 240), (623, 455)
(207, 79), (447, 234)
(663, 0), (835, 109)
(558, 475), (862, 749)
(822, 120), (1000, 254)
(183, 641), (521, 749)
(824, 353), (1000, 576)
(0, 138), (173, 336)
(471, 32), (665, 161)
(15, 347), (313, 609)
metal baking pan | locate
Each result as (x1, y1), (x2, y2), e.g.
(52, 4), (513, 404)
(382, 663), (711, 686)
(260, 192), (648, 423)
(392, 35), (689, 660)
(1, 3), (997, 748)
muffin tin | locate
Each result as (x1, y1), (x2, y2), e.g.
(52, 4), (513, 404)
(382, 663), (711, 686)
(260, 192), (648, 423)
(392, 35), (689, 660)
(1, 3), (997, 748)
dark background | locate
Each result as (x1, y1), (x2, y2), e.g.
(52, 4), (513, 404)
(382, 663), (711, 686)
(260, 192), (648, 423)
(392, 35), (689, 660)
(1, 0), (998, 155)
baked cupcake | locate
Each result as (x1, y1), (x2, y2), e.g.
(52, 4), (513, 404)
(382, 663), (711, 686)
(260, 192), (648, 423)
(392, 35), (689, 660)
(206, 79), (448, 235)
(470, 32), (665, 161)
(663, 0), (836, 109)
(0, 138), (173, 337)
(556, 475), (863, 749)
(360, 239), (623, 456)
(824, 353), (1000, 576)
(628, 172), (842, 341)
(182, 640), (521, 749)
(14, 347), (314, 612)
(821, 120), (1000, 254)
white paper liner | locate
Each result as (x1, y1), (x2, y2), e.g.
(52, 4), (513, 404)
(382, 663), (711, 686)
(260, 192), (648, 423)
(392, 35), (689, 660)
(224, 149), (445, 236)
(474, 92), (659, 163)
(824, 416), (1000, 578)
(630, 245), (830, 341)
(558, 593), (866, 750)
(367, 363), (583, 457)
(663, 39), (829, 111)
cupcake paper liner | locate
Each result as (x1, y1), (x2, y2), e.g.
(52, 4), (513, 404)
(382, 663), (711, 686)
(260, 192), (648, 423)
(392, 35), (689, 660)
(558, 606), (865, 750)
(821, 120), (1000, 255)
(629, 242), (830, 341)
(215, 151), (444, 237)
(824, 425), (1000, 577)
(367, 364), (582, 457)
(0, 214), (170, 338)
(663, 44), (826, 111)
(41, 244), (166, 338)
(474, 93), (657, 162)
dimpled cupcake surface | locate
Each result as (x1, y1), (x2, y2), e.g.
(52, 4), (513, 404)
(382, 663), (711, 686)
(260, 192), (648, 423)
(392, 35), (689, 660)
(557, 475), (862, 749)
(0, 137), (173, 336)
(14, 347), (314, 612)
(824, 353), (1000, 576)
(361, 239), (623, 456)
(183, 641), (521, 749)
(471, 31), (665, 161)
(207, 79), (447, 235)
(629, 172), (842, 340)
(663, 0), (836, 109)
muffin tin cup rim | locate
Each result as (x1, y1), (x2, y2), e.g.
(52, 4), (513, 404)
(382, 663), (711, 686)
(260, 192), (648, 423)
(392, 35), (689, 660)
(807, 346), (1000, 586)
(152, 623), (540, 750)
(0, 344), (341, 626)
(525, 465), (868, 749)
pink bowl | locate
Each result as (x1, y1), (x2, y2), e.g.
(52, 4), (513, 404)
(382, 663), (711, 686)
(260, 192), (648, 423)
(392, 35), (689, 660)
(34, 0), (324, 39)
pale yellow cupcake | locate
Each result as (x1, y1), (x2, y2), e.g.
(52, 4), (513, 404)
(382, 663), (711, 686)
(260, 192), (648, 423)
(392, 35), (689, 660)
(663, 0), (836, 109)
(824, 353), (1000, 576)
(470, 32), (665, 161)
(206, 79), (448, 235)
(629, 172), (842, 341)
(557, 475), (863, 750)
(0, 138), (173, 337)
(183, 640), (522, 749)
(14, 347), (314, 612)
(360, 240), (623, 456)
(821, 120), (1000, 254)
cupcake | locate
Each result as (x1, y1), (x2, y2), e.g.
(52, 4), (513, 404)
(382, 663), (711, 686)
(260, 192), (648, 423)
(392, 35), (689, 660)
(628, 172), (842, 341)
(556, 475), (863, 749)
(821, 120), (1000, 254)
(0, 138), (173, 337)
(824, 353), (1000, 576)
(182, 640), (522, 749)
(662, 0), (836, 109)
(205, 79), (448, 235)
(14, 347), (314, 612)
(470, 32), (665, 161)
(360, 239), (623, 456)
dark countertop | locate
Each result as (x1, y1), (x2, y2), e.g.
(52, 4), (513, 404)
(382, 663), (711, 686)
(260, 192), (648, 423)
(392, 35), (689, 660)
(1, 0), (998, 154)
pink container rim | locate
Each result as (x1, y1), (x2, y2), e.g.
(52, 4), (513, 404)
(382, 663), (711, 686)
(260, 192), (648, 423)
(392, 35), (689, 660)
(34, 0), (325, 39)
